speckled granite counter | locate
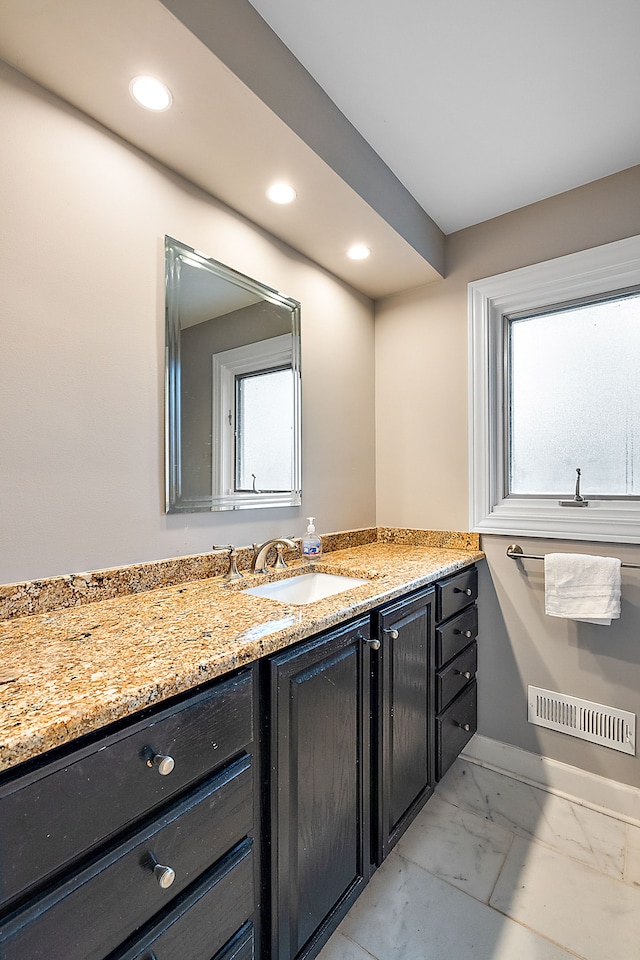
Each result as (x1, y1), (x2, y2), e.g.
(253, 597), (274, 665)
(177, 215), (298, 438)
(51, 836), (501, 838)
(0, 535), (483, 773)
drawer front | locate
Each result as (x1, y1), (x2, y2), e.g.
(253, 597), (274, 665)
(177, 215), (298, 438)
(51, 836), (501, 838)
(436, 681), (477, 781)
(436, 566), (478, 623)
(436, 603), (478, 667)
(118, 842), (254, 960)
(0, 670), (253, 911)
(213, 925), (255, 960)
(436, 643), (477, 714)
(0, 757), (254, 960)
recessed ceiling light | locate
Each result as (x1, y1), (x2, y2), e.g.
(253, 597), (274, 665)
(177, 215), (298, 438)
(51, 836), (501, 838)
(267, 183), (297, 204)
(347, 244), (371, 261)
(129, 76), (173, 112)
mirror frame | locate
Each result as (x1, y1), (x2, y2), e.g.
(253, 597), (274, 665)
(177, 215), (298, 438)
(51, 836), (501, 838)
(165, 237), (302, 513)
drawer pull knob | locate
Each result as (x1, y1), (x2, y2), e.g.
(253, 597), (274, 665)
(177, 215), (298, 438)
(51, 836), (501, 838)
(383, 628), (399, 640)
(455, 670), (472, 680)
(361, 635), (381, 650)
(455, 721), (471, 732)
(152, 754), (175, 776)
(154, 863), (176, 889)
(453, 587), (473, 596)
(455, 629), (473, 638)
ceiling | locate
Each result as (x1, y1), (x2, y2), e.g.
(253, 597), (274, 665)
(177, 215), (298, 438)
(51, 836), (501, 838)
(247, 0), (640, 234)
(1, 1), (639, 298)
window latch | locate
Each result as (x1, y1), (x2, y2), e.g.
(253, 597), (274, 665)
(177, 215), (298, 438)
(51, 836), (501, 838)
(559, 467), (589, 507)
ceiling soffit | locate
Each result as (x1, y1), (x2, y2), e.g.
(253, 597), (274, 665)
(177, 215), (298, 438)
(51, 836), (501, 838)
(0, 0), (444, 298)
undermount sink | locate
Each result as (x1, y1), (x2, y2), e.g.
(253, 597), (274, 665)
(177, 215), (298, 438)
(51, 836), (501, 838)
(242, 571), (370, 605)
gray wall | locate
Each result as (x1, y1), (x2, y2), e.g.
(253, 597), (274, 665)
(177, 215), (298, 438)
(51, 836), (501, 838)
(0, 61), (376, 583)
(376, 165), (640, 787)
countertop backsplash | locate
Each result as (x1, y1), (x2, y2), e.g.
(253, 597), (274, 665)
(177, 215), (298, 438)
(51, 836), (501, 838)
(0, 528), (478, 622)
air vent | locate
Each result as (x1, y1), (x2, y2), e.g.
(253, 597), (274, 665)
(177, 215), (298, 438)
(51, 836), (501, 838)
(528, 686), (636, 755)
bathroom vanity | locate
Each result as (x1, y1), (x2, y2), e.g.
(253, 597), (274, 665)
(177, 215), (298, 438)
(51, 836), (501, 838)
(0, 537), (480, 960)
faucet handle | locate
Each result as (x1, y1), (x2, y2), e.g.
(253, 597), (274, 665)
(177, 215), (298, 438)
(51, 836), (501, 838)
(212, 544), (243, 581)
(275, 538), (300, 569)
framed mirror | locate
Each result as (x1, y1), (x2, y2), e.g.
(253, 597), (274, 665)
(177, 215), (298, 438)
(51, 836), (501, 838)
(165, 237), (301, 512)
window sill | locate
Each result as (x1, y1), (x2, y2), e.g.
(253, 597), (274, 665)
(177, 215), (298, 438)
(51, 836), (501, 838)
(473, 497), (640, 544)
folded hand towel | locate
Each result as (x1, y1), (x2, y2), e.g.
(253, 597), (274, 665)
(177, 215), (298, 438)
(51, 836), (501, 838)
(544, 553), (621, 625)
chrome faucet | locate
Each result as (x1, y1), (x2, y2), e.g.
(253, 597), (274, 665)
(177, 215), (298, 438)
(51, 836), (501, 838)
(253, 537), (299, 574)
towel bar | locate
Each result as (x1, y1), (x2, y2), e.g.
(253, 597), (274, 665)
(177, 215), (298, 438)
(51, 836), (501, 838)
(506, 543), (640, 569)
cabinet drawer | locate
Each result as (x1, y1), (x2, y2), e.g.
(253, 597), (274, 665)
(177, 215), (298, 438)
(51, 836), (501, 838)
(436, 603), (478, 667)
(436, 643), (477, 714)
(212, 924), (255, 960)
(0, 669), (253, 911)
(0, 757), (254, 960)
(436, 567), (478, 623)
(116, 841), (254, 960)
(436, 681), (476, 781)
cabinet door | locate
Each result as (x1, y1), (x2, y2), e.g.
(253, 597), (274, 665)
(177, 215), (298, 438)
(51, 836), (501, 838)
(269, 616), (371, 960)
(373, 588), (435, 864)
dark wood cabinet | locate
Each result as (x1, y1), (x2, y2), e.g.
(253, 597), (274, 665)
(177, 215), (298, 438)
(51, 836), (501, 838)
(0, 668), (260, 960)
(0, 672), (254, 913)
(0, 562), (479, 960)
(435, 568), (479, 780)
(371, 587), (435, 864)
(268, 569), (477, 960)
(267, 616), (372, 960)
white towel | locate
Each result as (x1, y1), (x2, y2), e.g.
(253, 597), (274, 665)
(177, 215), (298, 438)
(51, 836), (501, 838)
(544, 553), (621, 625)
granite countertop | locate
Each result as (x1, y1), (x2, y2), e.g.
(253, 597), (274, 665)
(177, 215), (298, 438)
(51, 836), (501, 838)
(0, 538), (483, 774)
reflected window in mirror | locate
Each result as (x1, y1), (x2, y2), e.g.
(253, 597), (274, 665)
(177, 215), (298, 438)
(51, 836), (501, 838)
(165, 237), (301, 512)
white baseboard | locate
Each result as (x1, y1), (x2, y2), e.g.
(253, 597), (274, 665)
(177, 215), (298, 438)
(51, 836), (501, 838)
(461, 734), (640, 826)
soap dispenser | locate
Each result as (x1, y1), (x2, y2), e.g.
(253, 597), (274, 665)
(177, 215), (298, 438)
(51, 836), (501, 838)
(302, 517), (322, 560)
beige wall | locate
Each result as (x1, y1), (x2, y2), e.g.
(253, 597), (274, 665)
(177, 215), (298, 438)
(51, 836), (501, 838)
(0, 62), (376, 583)
(376, 165), (640, 786)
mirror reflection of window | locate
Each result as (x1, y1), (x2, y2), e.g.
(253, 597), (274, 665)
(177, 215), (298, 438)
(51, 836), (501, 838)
(211, 334), (294, 499)
(235, 366), (294, 492)
(165, 237), (301, 512)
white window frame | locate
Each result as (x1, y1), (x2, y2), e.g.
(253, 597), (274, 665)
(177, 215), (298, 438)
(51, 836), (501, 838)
(212, 333), (293, 499)
(469, 233), (640, 543)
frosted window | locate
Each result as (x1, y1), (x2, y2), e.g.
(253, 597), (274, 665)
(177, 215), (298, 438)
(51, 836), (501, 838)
(236, 367), (294, 492)
(509, 292), (640, 497)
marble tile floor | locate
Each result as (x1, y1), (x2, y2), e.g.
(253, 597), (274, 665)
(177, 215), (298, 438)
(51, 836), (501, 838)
(317, 758), (640, 960)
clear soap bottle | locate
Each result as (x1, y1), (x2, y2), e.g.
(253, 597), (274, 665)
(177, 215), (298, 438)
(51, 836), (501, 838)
(302, 517), (322, 561)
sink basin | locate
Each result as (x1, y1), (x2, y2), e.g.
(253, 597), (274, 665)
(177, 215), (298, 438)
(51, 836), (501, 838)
(242, 572), (370, 605)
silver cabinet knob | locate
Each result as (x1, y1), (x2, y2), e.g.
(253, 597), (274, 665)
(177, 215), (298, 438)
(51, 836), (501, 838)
(152, 754), (175, 776)
(455, 721), (471, 732)
(455, 670), (472, 680)
(454, 629), (473, 638)
(454, 587), (473, 596)
(361, 635), (381, 650)
(383, 628), (399, 640)
(154, 863), (176, 889)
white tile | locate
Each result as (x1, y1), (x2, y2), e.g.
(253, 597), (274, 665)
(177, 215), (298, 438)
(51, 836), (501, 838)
(624, 821), (640, 887)
(339, 851), (576, 960)
(395, 795), (512, 902)
(436, 759), (626, 878)
(490, 835), (640, 960)
(316, 932), (377, 960)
